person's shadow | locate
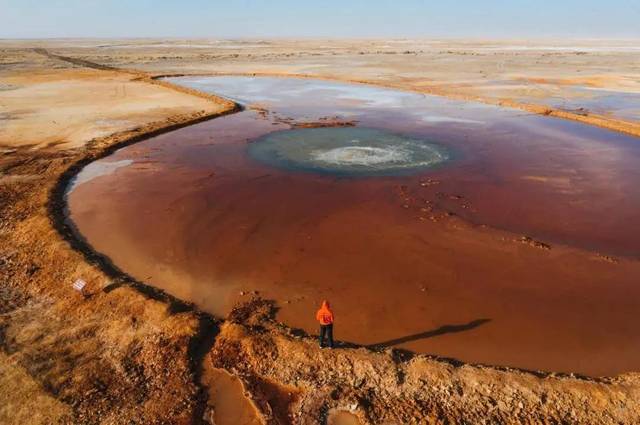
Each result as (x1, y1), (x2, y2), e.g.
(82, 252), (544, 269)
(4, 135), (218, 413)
(366, 318), (491, 350)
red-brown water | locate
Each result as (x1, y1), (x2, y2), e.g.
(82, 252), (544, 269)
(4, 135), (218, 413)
(67, 77), (640, 376)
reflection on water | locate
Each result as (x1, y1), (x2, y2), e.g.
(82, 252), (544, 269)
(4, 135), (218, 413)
(168, 75), (502, 123)
(554, 87), (640, 121)
(489, 79), (640, 121)
(68, 76), (640, 376)
(69, 159), (133, 191)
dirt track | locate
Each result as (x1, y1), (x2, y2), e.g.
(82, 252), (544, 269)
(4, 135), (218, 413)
(1, 42), (640, 424)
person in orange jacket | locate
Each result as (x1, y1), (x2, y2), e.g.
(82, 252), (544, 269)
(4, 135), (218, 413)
(316, 300), (334, 348)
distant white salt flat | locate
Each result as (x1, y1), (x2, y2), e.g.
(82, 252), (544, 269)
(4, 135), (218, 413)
(100, 42), (268, 49)
(472, 46), (640, 52)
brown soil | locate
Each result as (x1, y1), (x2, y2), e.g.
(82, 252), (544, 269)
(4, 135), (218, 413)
(2, 135), (209, 424)
(1, 43), (640, 424)
(0, 56), (238, 423)
(213, 298), (640, 424)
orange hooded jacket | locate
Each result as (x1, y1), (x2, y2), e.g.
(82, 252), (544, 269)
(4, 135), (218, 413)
(316, 300), (334, 325)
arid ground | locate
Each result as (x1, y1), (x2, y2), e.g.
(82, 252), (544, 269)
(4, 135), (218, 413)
(1, 39), (640, 424)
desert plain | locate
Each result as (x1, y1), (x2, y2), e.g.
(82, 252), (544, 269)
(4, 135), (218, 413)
(1, 38), (640, 424)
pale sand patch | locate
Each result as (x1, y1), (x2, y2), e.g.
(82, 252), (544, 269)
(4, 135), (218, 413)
(0, 69), (224, 149)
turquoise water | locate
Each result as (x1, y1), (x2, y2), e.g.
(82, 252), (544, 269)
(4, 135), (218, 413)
(248, 127), (450, 176)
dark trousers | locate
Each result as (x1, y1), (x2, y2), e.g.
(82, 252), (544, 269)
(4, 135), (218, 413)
(319, 324), (334, 348)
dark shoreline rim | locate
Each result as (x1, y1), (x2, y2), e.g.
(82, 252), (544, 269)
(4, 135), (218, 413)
(45, 77), (623, 407)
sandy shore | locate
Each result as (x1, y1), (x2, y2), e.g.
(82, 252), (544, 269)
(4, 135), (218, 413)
(1, 39), (640, 424)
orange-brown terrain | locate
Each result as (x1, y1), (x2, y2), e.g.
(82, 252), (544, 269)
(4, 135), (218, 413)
(1, 40), (640, 424)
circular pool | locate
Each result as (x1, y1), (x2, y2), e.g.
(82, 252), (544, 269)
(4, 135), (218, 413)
(249, 127), (450, 176)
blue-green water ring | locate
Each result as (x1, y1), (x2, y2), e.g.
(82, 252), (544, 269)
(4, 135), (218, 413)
(248, 127), (450, 177)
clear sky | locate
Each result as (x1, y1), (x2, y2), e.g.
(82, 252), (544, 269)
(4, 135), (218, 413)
(1, 0), (639, 39)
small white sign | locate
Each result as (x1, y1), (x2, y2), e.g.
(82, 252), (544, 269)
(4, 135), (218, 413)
(73, 279), (87, 292)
